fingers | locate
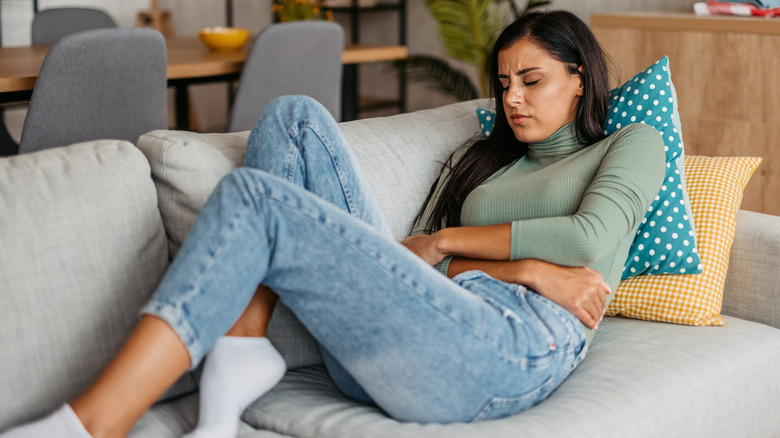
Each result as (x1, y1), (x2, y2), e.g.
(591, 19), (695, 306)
(577, 308), (600, 330)
(535, 264), (611, 331)
(580, 269), (609, 330)
(595, 283), (607, 311)
(582, 297), (604, 330)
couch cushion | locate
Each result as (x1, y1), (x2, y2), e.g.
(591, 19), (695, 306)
(0, 141), (169, 429)
(130, 392), (297, 437)
(238, 316), (780, 438)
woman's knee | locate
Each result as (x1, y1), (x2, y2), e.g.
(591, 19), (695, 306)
(264, 95), (330, 124)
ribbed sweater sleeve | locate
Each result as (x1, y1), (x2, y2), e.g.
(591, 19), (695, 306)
(509, 124), (665, 266)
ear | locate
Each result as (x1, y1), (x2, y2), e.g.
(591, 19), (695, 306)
(575, 65), (585, 96)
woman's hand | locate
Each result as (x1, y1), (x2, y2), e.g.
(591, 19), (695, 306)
(523, 260), (611, 330)
(402, 234), (446, 266)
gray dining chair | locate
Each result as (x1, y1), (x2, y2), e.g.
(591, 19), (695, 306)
(227, 21), (344, 133)
(0, 8), (118, 156)
(32, 7), (117, 45)
(18, 28), (167, 154)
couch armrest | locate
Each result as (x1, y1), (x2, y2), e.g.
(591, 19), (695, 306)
(721, 210), (780, 329)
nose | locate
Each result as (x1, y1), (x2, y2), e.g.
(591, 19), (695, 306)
(505, 82), (523, 106)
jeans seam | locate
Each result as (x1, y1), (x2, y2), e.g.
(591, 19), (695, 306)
(143, 301), (202, 368)
(146, 193), (254, 365)
(300, 120), (358, 217)
(283, 120), (301, 183)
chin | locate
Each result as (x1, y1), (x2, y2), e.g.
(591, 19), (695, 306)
(512, 130), (541, 144)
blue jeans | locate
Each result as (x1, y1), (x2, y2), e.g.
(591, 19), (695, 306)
(142, 96), (587, 424)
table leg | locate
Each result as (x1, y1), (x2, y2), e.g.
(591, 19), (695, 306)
(174, 83), (190, 131)
(341, 64), (357, 122)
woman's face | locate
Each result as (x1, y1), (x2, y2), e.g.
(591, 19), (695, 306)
(498, 38), (584, 143)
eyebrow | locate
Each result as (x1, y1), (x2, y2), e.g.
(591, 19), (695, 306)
(498, 67), (542, 78)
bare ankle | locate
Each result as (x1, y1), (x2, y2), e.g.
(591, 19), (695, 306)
(226, 285), (277, 338)
(69, 400), (127, 438)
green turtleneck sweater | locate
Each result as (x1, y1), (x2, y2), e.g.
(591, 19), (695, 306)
(412, 121), (665, 344)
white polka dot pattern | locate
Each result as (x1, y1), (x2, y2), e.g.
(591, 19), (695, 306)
(608, 155), (762, 325)
(477, 108), (493, 138)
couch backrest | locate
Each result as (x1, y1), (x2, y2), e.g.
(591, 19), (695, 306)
(339, 99), (487, 240)
(0, 141), (169, 429)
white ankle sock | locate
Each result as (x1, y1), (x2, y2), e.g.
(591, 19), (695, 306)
(184, 336), (286, 438)
(0, 404), (91, 438)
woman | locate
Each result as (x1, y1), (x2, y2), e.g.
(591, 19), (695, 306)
(3, 9), (665, 438)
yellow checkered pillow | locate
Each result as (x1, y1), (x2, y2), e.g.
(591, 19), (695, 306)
(607, 155), (762, 325)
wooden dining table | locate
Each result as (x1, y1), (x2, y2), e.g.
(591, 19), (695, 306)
(0, 36), (408, 133)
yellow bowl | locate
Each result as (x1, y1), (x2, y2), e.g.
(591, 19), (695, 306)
(198, 27), (250, 51)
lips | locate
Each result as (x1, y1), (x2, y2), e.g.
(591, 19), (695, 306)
(510, 114), (530, 124)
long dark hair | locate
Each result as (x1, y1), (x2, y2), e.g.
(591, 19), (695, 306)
(416, 10), (611, 232)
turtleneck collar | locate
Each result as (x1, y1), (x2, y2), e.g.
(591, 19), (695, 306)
(526, 121), (587, 161)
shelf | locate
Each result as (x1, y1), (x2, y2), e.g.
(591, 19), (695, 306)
(591, 12), (780, 36)
(342, 44), (407, 64)
(335, 0), (406, 121)
(325, 3), (403, 12)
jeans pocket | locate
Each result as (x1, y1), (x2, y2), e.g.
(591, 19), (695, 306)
(470, 376), (556, 423)
(525, 292), (588, 377)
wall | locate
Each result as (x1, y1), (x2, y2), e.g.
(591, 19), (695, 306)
(1, 0), (149, 46)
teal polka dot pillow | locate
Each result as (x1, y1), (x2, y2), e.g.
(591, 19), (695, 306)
(474, 56), (702, 280)
(605, 56), (701, 279)
(477, 108), (494, 137)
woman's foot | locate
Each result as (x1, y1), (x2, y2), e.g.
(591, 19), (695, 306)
(184, 336), (286, 438)
(0, 405), (92, 438)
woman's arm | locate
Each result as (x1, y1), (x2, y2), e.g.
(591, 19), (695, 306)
(508, 124), (666, 266)
(401, 235), (610, 329)
(402, 224), (511, 265)
(446, 257), (610, 330)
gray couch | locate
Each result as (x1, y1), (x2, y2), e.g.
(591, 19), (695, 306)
(2, 100), (779, 437)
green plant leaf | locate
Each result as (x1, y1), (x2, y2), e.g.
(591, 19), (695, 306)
(394, 55), (479, 102)
(425, 0), (509, 67)
(424, 0), (514, 95)
(416, 0), (554, 97)
(523, 0), (552, 15)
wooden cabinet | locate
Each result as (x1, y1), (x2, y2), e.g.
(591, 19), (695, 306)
(591, 12), (780, 215)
